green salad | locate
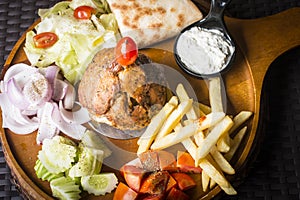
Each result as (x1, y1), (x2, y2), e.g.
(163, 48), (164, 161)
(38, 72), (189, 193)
(24, 0), (119, 84)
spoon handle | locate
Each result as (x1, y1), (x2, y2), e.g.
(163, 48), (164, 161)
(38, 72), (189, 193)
(209, 0), (232, 19)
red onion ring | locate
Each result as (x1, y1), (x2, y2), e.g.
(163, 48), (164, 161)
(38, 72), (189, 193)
(1, 63), (88, 142)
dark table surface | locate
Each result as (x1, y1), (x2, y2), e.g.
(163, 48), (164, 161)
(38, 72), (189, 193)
(1, 0), (300, 199)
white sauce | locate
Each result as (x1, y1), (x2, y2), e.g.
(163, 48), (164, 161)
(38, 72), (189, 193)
(176, 27), (234, 75)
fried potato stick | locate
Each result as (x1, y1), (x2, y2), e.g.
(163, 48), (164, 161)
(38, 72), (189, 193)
(151, 112), (225, 150)
(196, 116), (233, 165)
(137, 96), (178, 154)
(155, 99), (193, 139)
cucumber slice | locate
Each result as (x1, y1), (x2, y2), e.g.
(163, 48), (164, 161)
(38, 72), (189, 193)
(50, 176), (81, 200)
(81, 130), (112, 158)
(65, 169), (81, 185)
(53, 135), (77, 146)
(81, 173), (118, 196)
(68, 145), (104, 178)
(34, 159), (64, 181)
(38, 136), (77, 174)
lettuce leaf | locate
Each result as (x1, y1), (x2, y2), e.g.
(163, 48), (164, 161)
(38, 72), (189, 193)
(24, 0), (118, 84)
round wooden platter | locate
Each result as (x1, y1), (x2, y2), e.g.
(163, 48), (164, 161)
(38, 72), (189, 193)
(1, 6), (300, 200)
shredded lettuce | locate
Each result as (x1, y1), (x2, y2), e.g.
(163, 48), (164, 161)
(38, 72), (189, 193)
(100, 13), (119, 33)
(69, 0), (110, 13)
(24, 0), (118, 84)
(38, 1), (71, 20)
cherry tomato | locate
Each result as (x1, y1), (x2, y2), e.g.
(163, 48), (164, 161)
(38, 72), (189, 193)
(74, 6), (95, 20)
(115, 37), (138, 66)
(33, 32), (58, 48)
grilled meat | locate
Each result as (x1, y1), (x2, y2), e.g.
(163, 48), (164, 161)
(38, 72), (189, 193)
(78, 48), (168, 130)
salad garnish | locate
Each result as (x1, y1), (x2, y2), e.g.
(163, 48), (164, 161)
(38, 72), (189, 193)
(0, 63), (90, 144)
(33, 32), (58, 48)
(74, 6), (96, 20)
(35, 133), (116, 199)
(24, 0), (119, 84)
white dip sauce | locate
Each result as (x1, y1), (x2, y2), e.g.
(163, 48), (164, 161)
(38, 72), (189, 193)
(176, 27), (234, 75)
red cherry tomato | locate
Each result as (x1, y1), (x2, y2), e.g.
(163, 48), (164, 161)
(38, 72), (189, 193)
(33, 32), (58, 48)
(115, 37), (138, 66)
(74, 6), (95, 20)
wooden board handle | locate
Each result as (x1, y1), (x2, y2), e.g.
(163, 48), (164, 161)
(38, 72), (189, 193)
(225, 7), (300, 86)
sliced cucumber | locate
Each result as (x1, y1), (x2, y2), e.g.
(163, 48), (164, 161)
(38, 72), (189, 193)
(68, 145), (104, 178)
(81, 130), (112, 158)
(50, 176), (81, 200)
(38, 136), (77, 174)
(53, 135), (77, 146)
(81, 173), (118, 196)
(65, 169), (81, 185)
(34, 159), (64, 181)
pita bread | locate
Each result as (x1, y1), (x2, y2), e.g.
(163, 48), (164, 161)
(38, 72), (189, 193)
(106, 0), (203, 47)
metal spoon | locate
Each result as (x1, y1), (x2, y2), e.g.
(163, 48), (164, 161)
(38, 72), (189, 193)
(174, 0), (236, 78)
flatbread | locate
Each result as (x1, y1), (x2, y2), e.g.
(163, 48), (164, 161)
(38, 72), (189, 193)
(106, 0), (203, 47)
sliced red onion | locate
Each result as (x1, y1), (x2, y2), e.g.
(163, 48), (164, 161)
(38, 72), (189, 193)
(51, 103), (86, 140)
(23, 72), (53, 110)
(6, 66), (38, 90)
(0, 81), (4, 93)
(3, 63), (36, 84)
(39, 65), (60, 86)
(0, 94), (15, 126)
(52, 79), (68, 102)
(6, 78), (30, 109)
(0, 94), (15, 116)
(36, 102), (59, 145)
(13, 107), (39, 125)
(62, 80), (76, 110)
(0, 94), (39, 128)
(0, 95), (38, 135)
(2, 116), (39, 135)
(1, 63), (88, 141)
(21, 109), (38, 116)
(59, 101), (90, 124)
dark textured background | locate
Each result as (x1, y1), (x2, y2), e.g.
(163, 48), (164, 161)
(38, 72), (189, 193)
(1, 0), (300, 199)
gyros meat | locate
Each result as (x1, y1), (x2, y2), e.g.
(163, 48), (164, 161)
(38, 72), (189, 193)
(78, 48), (168, 130)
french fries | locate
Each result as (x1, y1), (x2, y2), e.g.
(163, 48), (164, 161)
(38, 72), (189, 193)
(176, 83), (199, 120)
(208, 77), (232, 153)
(151, 112), (225, 150)
(202, 171), (210, 192)
(155, 99), (193, 139)
(136, 81), (253, 196)
(208, 77), (225, 113)
(151, 122), (198, 150)
(229, 111), (253, 135)
(210, 146), (235, 175)
(225, 126), (248, 161)
(200, 159), (237, 195)
(195, 116), (233, 165)
(137, 96), (178, 154)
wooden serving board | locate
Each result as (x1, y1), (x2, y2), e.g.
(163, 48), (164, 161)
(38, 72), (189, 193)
(1, 6), (300, 200)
